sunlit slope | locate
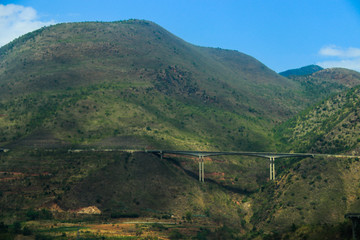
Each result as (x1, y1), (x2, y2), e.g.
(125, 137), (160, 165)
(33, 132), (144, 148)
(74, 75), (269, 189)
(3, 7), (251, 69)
(284, 68), (360, 102)
(0, 20), (309, 151)
(276, 84), (360, 154)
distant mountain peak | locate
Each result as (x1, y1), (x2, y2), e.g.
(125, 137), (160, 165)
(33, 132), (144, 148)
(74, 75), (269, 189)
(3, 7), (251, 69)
(279, 64), (323, 77)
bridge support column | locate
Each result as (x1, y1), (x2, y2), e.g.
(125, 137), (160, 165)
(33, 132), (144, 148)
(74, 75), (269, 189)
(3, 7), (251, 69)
(352, 219), (358, 240)
(199, 157), (201, 182)
(269, 157), (275, 180)
(345, 214), (360, 240)
(202, 159), (205, 182)
(199, 156), (204, 182)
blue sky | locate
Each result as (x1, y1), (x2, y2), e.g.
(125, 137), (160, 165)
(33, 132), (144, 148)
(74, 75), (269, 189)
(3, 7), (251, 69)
(1, 0), (360, 72)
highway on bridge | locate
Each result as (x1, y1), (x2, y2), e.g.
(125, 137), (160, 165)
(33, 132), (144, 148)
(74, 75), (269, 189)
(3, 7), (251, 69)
(144, 150), (359, 182)
(52, 148), (360, 182)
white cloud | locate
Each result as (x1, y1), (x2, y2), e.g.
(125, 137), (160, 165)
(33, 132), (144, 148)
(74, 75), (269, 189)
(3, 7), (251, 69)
(319, 45), (360, 58)
(317, 45), (360, 72)
(317, 59), (360, 72)
(0, 4), (55, 47)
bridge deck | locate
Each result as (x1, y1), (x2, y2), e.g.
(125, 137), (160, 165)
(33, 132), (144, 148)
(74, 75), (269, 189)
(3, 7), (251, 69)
(145, 150), (314, 159)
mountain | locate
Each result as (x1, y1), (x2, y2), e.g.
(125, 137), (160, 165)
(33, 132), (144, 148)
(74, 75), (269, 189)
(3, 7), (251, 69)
(1, 21), (356, 152)
(0, 19), (311, 152)
(0, 20), (359, 239)
(279, 64), (323, 77)
(0, 19), (305, 239)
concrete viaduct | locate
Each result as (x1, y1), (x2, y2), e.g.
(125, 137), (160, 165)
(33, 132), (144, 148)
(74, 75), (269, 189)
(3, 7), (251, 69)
(143, 150), (360, 182)
(65, 148), (360, 182)
(145, 150), (315, 182)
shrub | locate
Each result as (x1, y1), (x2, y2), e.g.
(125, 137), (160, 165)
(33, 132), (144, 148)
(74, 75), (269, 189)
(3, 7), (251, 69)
(161, 214), (171, 219)
(196, 228), (211, 240)
(185, 211), (192, 222)
(26, 209), (53, 220)
(23, 226), (32, 236)
(35, 234), (53, 240)
(0, 222), (8, 233)
(13, 222), (21, 234)
(26, 209), (39, 220)
(150, 223), (167, 231)
(169, 230), (184, 240)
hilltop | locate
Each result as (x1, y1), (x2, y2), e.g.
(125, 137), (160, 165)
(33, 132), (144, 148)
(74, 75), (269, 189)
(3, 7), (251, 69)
(286, 68), (360, 99)
(279, 64), (323, 77)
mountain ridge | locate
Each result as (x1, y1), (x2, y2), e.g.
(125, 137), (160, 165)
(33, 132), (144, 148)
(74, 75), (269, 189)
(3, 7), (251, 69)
(279, 64), (323, 77)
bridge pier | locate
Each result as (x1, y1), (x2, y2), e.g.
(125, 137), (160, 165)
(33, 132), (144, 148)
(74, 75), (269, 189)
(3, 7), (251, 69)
(199, 156), (204, 182)
(145, 150), (315, 183)
(269, 157), (275, 180)
(345, 213), (360, 240)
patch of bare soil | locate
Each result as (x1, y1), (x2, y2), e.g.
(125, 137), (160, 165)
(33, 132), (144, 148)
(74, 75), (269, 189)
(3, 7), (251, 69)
(47, 203), (64, 212)
(73, 206), (101, 214)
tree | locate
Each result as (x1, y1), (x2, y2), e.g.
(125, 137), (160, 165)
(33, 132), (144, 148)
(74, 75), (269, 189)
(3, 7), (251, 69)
(185, 211), (192, 222)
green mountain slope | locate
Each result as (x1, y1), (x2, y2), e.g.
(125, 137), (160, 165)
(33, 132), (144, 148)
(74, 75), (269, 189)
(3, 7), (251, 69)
(0, 20), (308, 151)
(245, 70), (360, 239)
(1, 21), (356, 151)
(0, 20), (301, 238)
(275, 85), (360, 153)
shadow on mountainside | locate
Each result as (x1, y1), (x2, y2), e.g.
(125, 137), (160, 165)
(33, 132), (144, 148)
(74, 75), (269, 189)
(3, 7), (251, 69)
(58, 151), (254, 215)
(161, 154), (255, 195)
(60, 152), (226, 214)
